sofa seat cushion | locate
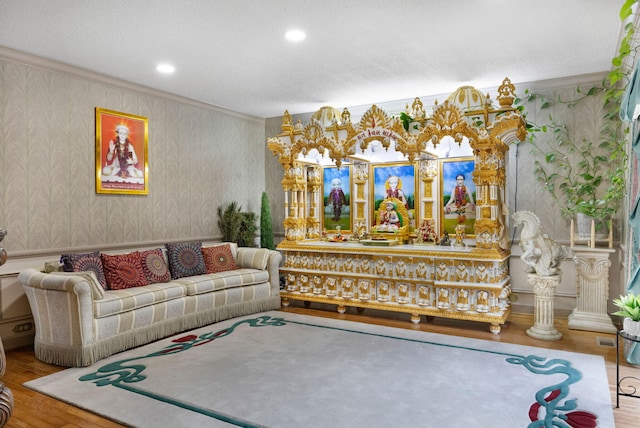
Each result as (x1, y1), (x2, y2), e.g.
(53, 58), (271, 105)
(93, 282), (189, 319)
(174, 268), (269, 296)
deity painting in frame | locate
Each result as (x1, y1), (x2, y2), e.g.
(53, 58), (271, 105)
(371, 163), (416, 229)
(322, 166), (352, 232)
(441, 157), (476, 237)
(95, 108), (149, 195)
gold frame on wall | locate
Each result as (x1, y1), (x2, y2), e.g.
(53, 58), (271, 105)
(95, 108), (149, 195)
(440, 157), (475, 237)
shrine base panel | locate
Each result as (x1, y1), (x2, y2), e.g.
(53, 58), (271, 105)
(278, 241), (512, 334)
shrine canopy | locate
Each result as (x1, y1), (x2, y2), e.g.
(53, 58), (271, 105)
(267, 78), (527, 249)
(267, 78), (527, 170)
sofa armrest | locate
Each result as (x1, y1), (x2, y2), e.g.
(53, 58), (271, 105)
(18, 268), (96, 347)
(236, 248), (282, 295)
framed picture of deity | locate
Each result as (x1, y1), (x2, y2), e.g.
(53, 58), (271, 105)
(371, 162), (416, 230)
(322, 166), (352, 232)
(95, 108), (149, 195)
(440, 157), (476, 237)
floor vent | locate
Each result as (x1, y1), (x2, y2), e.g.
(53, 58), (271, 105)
(597, 336), (615, 347)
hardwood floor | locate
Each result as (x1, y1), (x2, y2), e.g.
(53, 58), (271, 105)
(2, 305), (639, 427)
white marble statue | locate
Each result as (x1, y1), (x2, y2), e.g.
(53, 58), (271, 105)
(512, 210), (571, 276)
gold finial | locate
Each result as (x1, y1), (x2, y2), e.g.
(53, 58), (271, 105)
(282, 110), (293, 131)
(341, 108), (351, 124)
(497, 77), (516, 107)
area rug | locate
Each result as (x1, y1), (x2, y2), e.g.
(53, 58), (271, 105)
(25, 311), (614, 428)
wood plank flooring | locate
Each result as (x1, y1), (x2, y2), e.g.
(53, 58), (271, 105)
(2, 305), (639, 427)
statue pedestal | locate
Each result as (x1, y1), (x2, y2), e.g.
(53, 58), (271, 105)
(526, 272), (563, 341)
(568, 246), (617, 333)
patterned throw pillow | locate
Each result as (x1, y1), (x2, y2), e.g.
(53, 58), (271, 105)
(61, 251), (108, 290)
(165, 241), (206, 279)
(202, 243), (237, 273)
(101, 251), (149, 290)
(139, 248), (171, 284)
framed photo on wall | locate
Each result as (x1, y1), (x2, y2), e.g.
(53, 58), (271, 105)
(95, 108), (149, 195)
(441, 157), (476, 236)
(323, 166), (352, 232)
(371, 162), (416, 229)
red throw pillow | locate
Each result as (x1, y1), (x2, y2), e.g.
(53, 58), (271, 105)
(139, 248), (171, 284)
(101, 251), (149, 290)
(202, 244), (237, 273)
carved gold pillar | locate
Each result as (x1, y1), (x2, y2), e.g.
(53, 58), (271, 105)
(472, 137), (508, 250)
(419, 159), (437, 222)
(306, 166), (322, 238)
(353, 163), (368, 231)
(281, 165), (307, 241)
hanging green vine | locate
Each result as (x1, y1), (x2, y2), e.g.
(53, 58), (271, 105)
(514, 1), (637, 221)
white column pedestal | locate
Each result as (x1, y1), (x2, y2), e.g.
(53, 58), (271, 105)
(568, 246), (617, 333)
(527, 272), (563, 341)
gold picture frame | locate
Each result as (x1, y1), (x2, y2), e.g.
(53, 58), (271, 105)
(371, 162), (416, 230)
(95, 108), (149, 195)
(322, 165), (352, 233)
(440, 157), (475, 237)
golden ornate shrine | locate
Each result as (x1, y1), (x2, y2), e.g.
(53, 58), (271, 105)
(268, 78), (527, 333)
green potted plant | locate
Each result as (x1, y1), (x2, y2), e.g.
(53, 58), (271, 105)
(217, 201), (257, 247)
(613, 292), (640, 336)
(515, 1), (635, 241)
(519, 104), (626, 238)
(218, 201), (242, 243)
(260, 192), (275, 250)
(613, 292), (640, 364)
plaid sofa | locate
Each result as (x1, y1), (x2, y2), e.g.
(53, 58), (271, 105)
(19, 246), (282, 367)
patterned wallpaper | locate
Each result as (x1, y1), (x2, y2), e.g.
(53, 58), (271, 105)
(506, 84), (613, 242)
(0, 58), (266, 254)
(0, 50), (611, 258)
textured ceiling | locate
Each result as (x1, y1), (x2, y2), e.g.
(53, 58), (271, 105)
(0, 0), (624, 118)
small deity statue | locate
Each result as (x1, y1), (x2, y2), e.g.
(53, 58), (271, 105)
(416, 219), (438, 244)
(453, 224), (466, 247)
(373, 201), (401, 232)
(439, 231), (451, 246)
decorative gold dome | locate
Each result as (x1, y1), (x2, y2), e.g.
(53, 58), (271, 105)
(446, 86), (489, 113)
(311, 106), (342, 126)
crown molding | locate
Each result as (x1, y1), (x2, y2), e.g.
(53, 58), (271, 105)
(0, 46), (265, 125)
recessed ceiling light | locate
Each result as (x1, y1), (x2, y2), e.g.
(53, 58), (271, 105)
(156, 63), (175, 74)
(285, 30), (306, 42)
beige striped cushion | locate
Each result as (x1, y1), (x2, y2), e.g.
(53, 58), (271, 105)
(94, 282), (188, 318)
(236, 248), (270, 270)
(174, 269), (269, 295)
(49, 270), (105, 300)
